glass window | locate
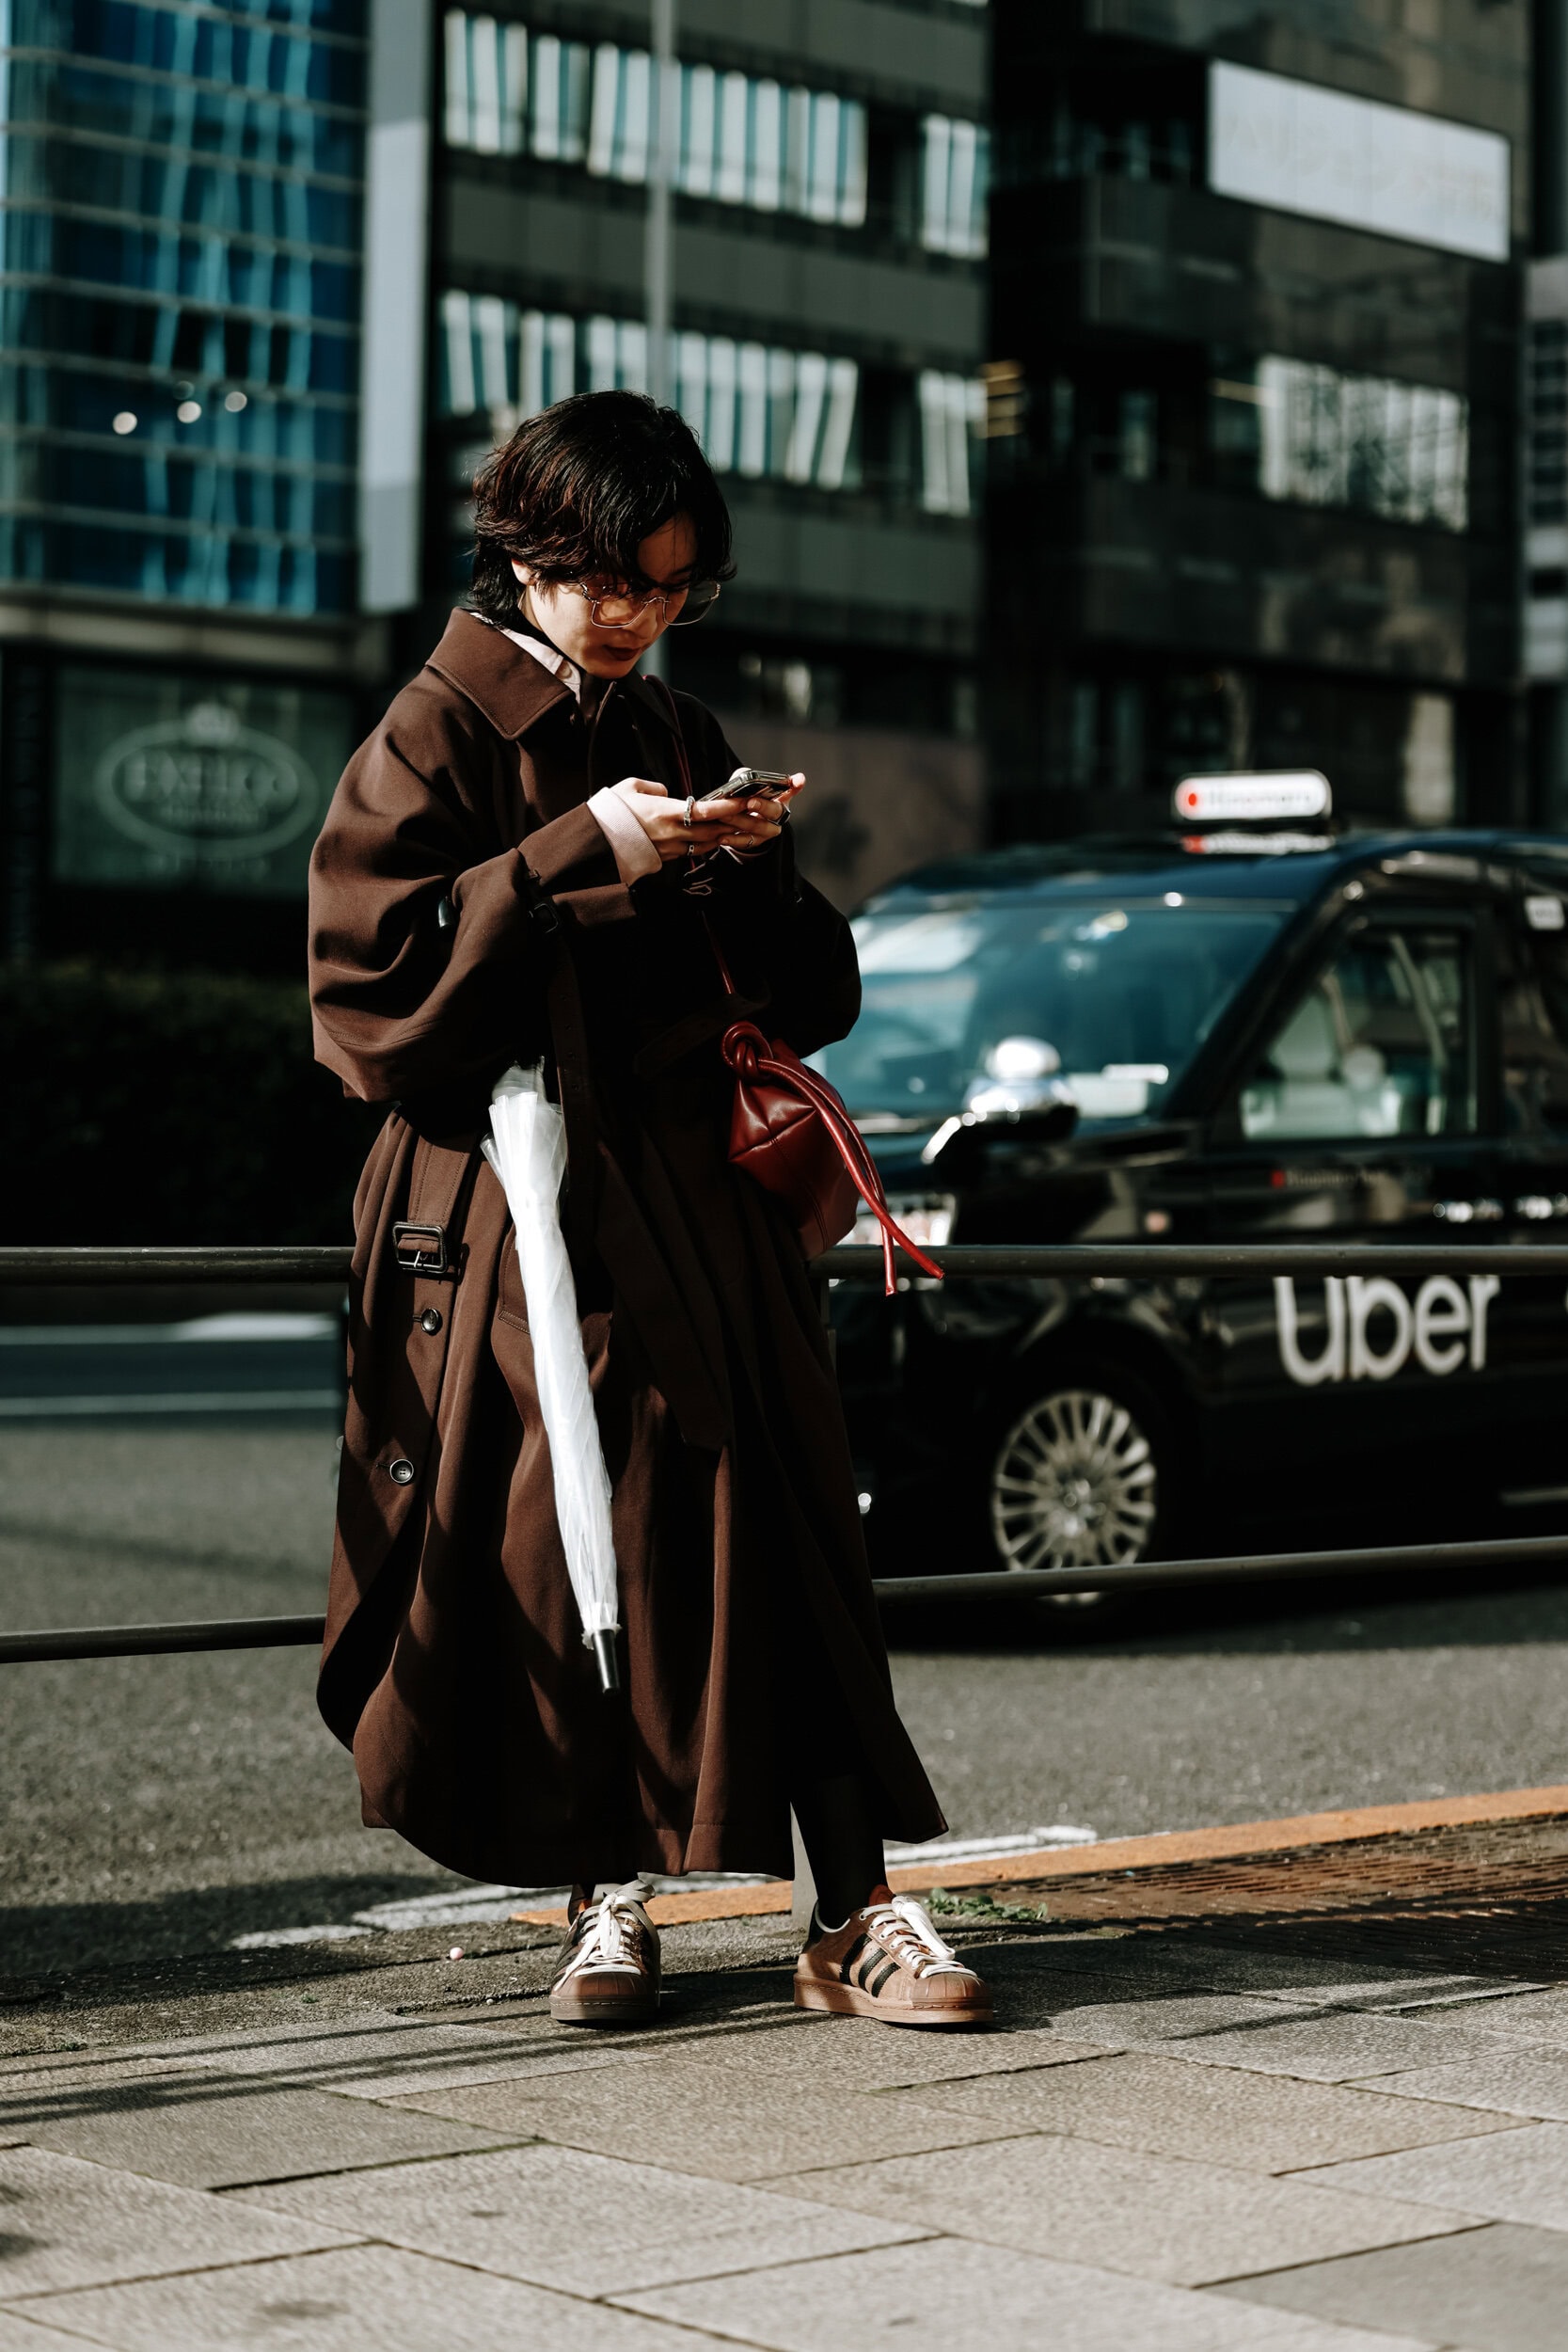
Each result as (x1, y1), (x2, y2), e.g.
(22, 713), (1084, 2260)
(441, 15), (867, 228)
(1241, 927), (1475, 1142)
(0, 0), (365, 616)
(1528, 318), (1568, 529)
(814, 895), (1286, 1127)
(1212, 357), (1468, 532)
(918, 371), (984, 514)
(921, 115), (989, 257)
(437, 292), (860, 493)
(1514, 904), (1568, 1130)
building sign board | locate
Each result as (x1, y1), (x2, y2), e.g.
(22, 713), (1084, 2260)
(1209, 60), (1510, 263)
(52, 667), (356, 898)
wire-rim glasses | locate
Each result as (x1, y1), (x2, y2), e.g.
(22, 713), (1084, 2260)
(564, 578), (722, 628)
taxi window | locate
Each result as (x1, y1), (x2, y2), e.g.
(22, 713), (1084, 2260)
(1521, 924), (1568, 1132)
(818, 898), (1287, 1126)
(1499, 917), (1568, 1133)
(1240, 926), (1475, 1142)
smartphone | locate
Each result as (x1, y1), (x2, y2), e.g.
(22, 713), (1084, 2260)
(716, 766), (795, 801)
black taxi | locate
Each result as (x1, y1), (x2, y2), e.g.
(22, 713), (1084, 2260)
(819, 776), (1568, 1577)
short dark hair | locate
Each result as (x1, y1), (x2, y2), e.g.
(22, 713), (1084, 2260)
(467, 389), (735, 627)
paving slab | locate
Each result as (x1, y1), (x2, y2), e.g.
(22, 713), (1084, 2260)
(943, 1947), (1221, 2006)
(193, 2016), (668, 2099)
(1157, 2010), (1528, 2084)
(384, 2063), (1022, 2183)
(0, 2052), (212, 2098)
(0, 2316), (132, 2351)
(616, 2234), (1439, 2351)
(1031, 1991), (1318, 2046)
(1138, 1947), (1531, 2010)
(0, 2144), (356, 2296)
(0, 2019), (410, 2079)
(17, 2242), (720, 2349)
(1212, 2220), (1568, 2352)
(764, 2131), (1473, 2286)
(908, 2050), (1522, 2171)
(237, 2140), (930, 2296)
(1364, 2048), (1568, 2121)
(1298, 2122), (1568, 2230)
(689, 2012), (1110, 2093)
(15, 2010), (659, 2098)
(12, 2073), (522, 2188)
(1418, 1986), (1568, 2044)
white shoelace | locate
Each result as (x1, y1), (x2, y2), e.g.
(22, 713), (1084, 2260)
(860, 1893), (970, 1978)
(557, 1881), (654, 1982)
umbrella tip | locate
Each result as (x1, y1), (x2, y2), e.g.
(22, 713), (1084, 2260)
(593, 1629), (623, 1696)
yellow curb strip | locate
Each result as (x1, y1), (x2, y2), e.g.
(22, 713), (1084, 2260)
(509, 1783), (1568, 1932)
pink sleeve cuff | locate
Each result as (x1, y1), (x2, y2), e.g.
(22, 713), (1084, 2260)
(588, 786), (663, 885)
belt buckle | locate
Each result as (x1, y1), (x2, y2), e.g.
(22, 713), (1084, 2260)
(392, 1220), (451, 1278)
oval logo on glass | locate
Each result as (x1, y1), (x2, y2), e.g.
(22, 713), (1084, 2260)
(92, 702), (321, 860)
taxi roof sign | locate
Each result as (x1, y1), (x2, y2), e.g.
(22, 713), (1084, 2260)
(1174, 771), (1332, 823)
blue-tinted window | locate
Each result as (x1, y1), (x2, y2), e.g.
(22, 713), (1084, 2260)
(0, 0), (364, 611)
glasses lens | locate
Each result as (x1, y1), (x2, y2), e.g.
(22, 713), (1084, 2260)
(671, 581), (721, 626)
(590, 588), (645, 623)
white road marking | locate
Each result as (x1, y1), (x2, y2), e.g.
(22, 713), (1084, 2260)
(0, 1314), (339, 1345)
(229, 1826), (1101, 1949)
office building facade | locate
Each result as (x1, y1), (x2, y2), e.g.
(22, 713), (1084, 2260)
(987, 1), (1529, 839)
(0, 0), (385, 969)
(0, 0), (986, 974)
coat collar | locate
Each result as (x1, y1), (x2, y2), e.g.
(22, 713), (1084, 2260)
(424, 609), (678, 742)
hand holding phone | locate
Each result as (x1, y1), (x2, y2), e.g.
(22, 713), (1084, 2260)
(716, 766), (797, 802)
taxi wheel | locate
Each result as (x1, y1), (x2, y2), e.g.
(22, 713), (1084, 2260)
(985, 1364), (1174, 1591)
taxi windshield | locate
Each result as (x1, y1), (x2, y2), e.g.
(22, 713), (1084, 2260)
(816, 895), (1288, 1128)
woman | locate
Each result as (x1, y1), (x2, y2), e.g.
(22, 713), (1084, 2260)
(308, 389), (990, 2030)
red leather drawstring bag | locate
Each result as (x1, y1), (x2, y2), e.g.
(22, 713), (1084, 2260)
(716, 976), (944, 1296)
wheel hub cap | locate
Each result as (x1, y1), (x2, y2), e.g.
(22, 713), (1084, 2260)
(990, 1388), (1158, 1572)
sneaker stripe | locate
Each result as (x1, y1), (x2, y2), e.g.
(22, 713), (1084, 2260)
(838, 1933), (869, 1984)
(864, 1956), (902, 1998)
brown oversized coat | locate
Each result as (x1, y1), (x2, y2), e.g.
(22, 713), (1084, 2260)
(307, 611), (944, 1887)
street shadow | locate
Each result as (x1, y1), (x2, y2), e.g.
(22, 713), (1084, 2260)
(880, 1556), (1568, 1661)
(0, 1867), (472, 1981)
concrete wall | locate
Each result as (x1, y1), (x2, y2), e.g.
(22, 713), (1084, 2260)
(442, 179), (983, 365)
(714, 711), (985, 908)
(531, 0), (988, 111)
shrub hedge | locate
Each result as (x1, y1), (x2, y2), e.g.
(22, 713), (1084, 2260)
(2, 962), (383, 1245)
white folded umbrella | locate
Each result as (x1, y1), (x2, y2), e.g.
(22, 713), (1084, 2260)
(483, 1063), (622, 1692)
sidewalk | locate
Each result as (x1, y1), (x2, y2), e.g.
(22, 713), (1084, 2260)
(2, 1790), (1568, 2350)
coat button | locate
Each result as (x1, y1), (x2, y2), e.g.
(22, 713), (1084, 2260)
(388, 1457), (415, 1486)
(420, 1307), (442, 1334)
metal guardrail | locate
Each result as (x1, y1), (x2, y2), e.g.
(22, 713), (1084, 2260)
(4, 1240), (1568, 1663)
(16, 1240), (1568, 1282)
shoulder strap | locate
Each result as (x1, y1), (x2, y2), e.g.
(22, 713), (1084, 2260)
(642, 678), (741, 1001)
(644, 676), (694, 801)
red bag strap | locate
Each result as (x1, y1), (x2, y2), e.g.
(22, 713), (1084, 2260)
(705, 919), (738, 997)
(648, 670), (942, 1296)
(721, 1021), (945, 1297)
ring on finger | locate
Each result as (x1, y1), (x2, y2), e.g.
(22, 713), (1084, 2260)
(681, 794), (696, 829)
